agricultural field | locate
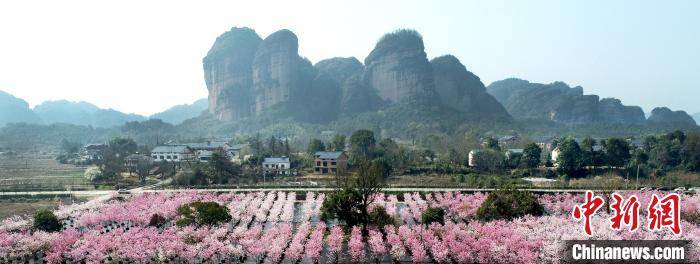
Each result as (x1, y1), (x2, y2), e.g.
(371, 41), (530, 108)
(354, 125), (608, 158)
(0, 154), (91, 192)
(1, 191), (699, 263)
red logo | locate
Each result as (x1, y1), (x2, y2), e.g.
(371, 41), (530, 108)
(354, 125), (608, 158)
(609, 193), (640, 232)
(573, 191), (605, 236)
(573, 191), (682, 235)
(647, 193), (681, 235)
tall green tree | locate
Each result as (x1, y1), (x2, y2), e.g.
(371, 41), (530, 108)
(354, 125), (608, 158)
(484, 137), (501, 151)
(681, 132), (700, 171)
(307, 138), (326, 154)
(329, 134), (346, 151)
(522, 143), (542, 168)
(603, 138), (631, 167)
(556, 138), (584, 178)
(207, 151), (240, 184)
(349, 129), (376, 164)
(101, 137), (138, 180)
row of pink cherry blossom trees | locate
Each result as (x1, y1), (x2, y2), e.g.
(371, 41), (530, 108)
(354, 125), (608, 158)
(1, 190), (699, 263)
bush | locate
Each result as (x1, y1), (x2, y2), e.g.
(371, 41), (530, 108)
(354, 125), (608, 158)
(33, 208), (61, 232)
(176, 201), (231, 227)
(148, 213), (167, 227)
(421, 207), (445, 225)
(476, 187), (544, 221)
(321, 189), (365, 227)
(368, 206), (394, 228)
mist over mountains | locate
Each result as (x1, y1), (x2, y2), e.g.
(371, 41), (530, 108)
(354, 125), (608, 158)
(0, 91), (207, 128)
(0, 27), (696, 135)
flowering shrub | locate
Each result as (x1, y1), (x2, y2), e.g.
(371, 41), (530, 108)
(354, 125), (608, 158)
(0, 190), (698, 263)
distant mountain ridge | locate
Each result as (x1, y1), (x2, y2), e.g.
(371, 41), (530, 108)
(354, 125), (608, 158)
(0, 90), (207, 128)
(0, 90), (42, 127)
(33, 100), (146, 127)
(149, 99), (208, 125)
(487, 78), (696, 127)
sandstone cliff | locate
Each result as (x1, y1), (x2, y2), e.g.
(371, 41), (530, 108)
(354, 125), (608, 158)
(364, 30), (437, 104)
(487, 78), (646, 125)
(203, 27), (261, 121)
(431, 55), (510, 119)
(648, 107), (697, 126)
(252, 29), (314, 113)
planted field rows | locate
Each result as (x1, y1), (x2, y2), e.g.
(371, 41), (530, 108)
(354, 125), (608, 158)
(1, 191), (700, 263)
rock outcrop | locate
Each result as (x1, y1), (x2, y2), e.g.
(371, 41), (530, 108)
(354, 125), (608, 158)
(199, 28), (525, 124)
(252, 29), (314, 113)
(487, 78), (646, 125)
(314, 57), (384, 115)
(364, 30), (437, 104)
(647, 107), (697, 126)
(0, 90), (42, 127)
(203, 27), (262, 121)
(431, 55), (510, 119)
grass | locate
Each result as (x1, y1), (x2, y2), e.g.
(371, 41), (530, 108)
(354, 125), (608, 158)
(0, 197), (86, 220)
(0, 153), (91, 192)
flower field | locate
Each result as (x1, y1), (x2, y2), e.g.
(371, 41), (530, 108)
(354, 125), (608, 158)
(1, 191), (699, 263)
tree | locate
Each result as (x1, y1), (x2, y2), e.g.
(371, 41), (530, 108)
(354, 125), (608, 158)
(681, 132), (700, 171)
(556, 138), (585, 178)
(603, 138), (631, 167)
(421, 207), (445, 225)
(59, 139), (80, 154)
(176, 201), (232, 227)
(207, 151), (240, 184)
(473, 149), (505, 172)
(580, 137), (598, 167)
(368, 206), (395, 228)
(307, 138), (326, 154)
(101, 137), (138, 181)
(484, 137), (501, 151)
(329, 134), (346, 151)
(476, 187), (544, 221)
(33, 208), (61, 232)
(321, 160), (384, 230)
(349, 129), (376, 164)
(522, 143), (542, 168)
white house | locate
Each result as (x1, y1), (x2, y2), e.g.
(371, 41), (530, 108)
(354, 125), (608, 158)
(551, 147), (561, 166)
(262, 157), (291, 175)
(151, 145), (194, 162)
(505, 148), (524, 159)
(468, 150), (482, 167)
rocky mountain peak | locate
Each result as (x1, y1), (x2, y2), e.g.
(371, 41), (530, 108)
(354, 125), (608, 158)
(430, 55), (510, 119)
(203, 27), (262, 121)
(648, 107), (697, 126)
(363, 29), (437, 103)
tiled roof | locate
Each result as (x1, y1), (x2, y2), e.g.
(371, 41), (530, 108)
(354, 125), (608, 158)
(263, 157), (290, 163)
(314, 151), (344, 159)
(152, 145), (191, 153)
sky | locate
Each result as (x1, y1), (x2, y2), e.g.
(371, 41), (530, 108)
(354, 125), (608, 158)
(1, 0), (698, 116)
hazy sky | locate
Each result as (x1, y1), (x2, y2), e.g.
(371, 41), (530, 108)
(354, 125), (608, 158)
(1, 0), (698, 115)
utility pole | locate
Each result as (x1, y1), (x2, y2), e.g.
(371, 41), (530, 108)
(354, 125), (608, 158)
(635, 164), (640, 190)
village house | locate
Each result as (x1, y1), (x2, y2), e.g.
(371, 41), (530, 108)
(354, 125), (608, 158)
(125, 154), (154, 174)
(313, 151), (348, 174)
(497, 135), (519, 148)
(81, 143), (108, 161)
(534, 136), (557, 152)
(468, 150), (482, 167)
(151, 145), (194, 162)
(505, 148), (524, 159)
(262, 157), (291, 175)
